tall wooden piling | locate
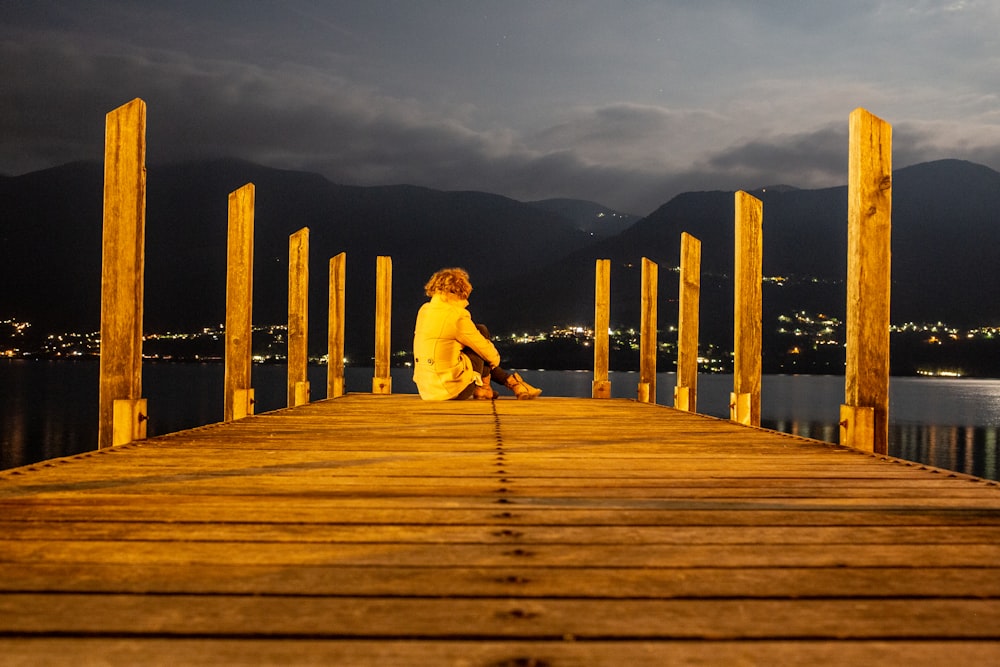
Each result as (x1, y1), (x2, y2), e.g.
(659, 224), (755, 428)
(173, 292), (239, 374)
(842, 107), (892, 454)
(327, 252), (347, 399)
(674, 233), (701, 412)
(287, 228), (310, 407)
(98, 98), (147, 449)
(638, 257), (658, 403)
(373, 256), (393, 395)
(224, 183), (255, 421)
(732, 191), (763, 426)
(592, 259), (611, 399)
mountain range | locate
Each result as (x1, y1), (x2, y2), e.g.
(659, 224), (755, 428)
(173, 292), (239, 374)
(474, 158), (1000, 348)
(2, 158), (999, 362)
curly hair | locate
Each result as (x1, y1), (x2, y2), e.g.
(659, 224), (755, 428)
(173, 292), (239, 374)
(424, 267), (472, 299)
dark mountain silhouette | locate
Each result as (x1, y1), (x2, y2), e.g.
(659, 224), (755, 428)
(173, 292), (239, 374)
(2, 158), (999, 364)
(0, 161), (106, 333)
(526, 198), (640, 239)
(0, 159), (595, 358)
(474, 159), (1000, 349)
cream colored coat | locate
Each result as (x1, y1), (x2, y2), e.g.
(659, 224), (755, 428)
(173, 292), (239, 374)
(412, 293), (501, 400)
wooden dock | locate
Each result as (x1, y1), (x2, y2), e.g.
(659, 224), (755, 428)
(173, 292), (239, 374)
(3, 395), (1000, 665)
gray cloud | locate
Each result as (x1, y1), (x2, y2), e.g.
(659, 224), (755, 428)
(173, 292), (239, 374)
(703, 124), (849, 189)
(4, 2), (1000, 216)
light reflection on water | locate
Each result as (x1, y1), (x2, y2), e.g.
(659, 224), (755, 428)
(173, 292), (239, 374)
(2, 360), (1000, 480)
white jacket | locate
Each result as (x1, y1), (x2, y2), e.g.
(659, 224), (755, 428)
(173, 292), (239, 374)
(412, 293), (501, 400)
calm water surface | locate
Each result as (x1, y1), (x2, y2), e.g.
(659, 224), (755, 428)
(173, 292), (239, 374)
(2, 359), (999, 480)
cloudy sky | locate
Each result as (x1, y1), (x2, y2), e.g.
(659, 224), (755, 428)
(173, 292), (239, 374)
(3, 0), (999, 213)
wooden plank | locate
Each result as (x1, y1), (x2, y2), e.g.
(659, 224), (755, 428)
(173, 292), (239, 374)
(3, 595), (1000, 639)
(6, 474), (998, 500)
(1, 639), (997, 667)
(2, 465), (994, 488)
(844, 107), (893, 454)
(5, 563), (1000, 598)
(6, 522), (1000, 545)
(5, 538), (1000, 568)
(223, 183), (254, 422)
(98, 98), (147, 449)
(287, 227), (310, 407)
(3, 502), (998, 526)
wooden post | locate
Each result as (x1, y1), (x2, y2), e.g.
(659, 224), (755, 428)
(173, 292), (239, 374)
(373, 255), (393, 394)
(98, 98), (147, 449)
(732, 191), (762, 426)
(287, 228), (310, 407)
(675, 232), (701, 412)
(592, 259), (611, 399)
(842, 107), (892, 454)
(224, 183), (254, 422)
(638, 257), (658, 403)
(327, 252), (347, 398)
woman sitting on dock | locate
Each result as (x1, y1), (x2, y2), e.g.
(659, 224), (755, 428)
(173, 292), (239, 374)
(413, 267), (542, 401)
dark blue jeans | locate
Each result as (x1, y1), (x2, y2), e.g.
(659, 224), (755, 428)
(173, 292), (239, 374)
(454, 324), (510, 399)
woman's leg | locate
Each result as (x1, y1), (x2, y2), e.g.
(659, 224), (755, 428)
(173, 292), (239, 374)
(451, 349), (485, 400)
(454, 383), (476, 400)
(490, 366), (511, 385)
(465, 347), (487, 378)
(473, 324), (509, 385)
(472, 323), (537, 396)
(459, 332), (497, 399)
(469, 322), (540, 399)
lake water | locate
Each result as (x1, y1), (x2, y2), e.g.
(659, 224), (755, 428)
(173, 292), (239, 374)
(2, 359), (999, 481)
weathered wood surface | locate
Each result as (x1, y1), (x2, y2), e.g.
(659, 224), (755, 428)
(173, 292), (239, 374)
(372, 256), (393, 394)
(638, 257), (657, 403)
(98, 97), (147, 450)
(2, 396), (1000, 665)
(327, 252), (346, 399)
(286, 228), (310, 407)
(224, 183), (255, 422)
(733, 190), (763, 427)
(592, 258), (611, 399)
(844, 106), (893, 454)
(675, 232), (701, 412)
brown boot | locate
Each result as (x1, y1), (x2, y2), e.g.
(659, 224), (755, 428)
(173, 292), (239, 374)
(505, 372), (542, 400)
(473, 380), (498, 400)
